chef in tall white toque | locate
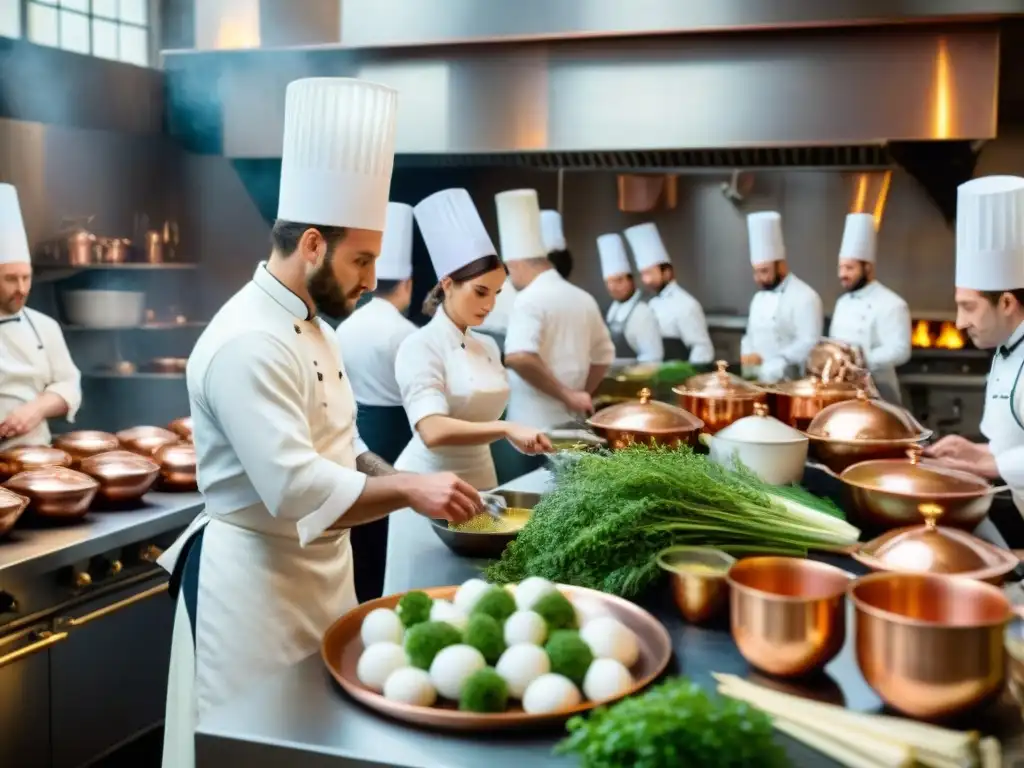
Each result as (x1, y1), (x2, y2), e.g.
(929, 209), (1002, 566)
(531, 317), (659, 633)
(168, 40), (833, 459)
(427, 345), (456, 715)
(740, 211), (824, 384)
(541, 209), (573, 280)
(925, 175), (1024, 513)
(597, 232), (663, 363)
(333, 201), (418, 603)
(827, 212), (912, 403)
(158, 78), (482, 768)
(392, 188), (550, 490)
(625, 222), (714, 363)
(502, 189), (614, 447)
(0, 184), (81, 447)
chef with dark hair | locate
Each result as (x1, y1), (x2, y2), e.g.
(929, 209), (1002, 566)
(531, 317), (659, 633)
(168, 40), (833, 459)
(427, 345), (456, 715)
(541, 209), (573, 279)
(597, 232), (663, 363)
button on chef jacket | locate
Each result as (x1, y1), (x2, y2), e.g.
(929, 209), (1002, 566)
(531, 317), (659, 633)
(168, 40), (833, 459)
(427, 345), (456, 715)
(0, 307), (81, 448)
(505, 269), (615, 429)
(606, 292), (664, 363)
(647, 281), (715, 364)
(741, 274), (823, 384)
(828, 281), (911, 402)
(335, 297), (416, 407)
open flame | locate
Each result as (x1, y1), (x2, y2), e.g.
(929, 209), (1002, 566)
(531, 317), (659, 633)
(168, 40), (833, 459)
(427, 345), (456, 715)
(912, 320), (965, 349)
(912, 320), (933, 348)
(936, 322), (964, 349)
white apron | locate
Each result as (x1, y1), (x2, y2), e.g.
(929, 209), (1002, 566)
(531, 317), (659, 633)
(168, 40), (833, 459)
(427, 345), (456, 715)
(981, 338), (1024, 515)
(395, 337), (510, 491)
(0, 312), (54, 447)
(159, 319), (359, 768)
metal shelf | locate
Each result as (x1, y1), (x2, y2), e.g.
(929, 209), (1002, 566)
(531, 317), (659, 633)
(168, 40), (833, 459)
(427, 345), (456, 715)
(62, 322), (207, 332)
(83, 372), (185, 381)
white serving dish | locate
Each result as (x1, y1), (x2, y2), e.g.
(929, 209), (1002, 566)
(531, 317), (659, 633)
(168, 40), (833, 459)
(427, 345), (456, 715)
(702, 403), (808, 485)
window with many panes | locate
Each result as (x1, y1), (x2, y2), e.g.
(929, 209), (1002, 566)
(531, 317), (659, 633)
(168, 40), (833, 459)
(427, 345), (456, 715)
(0, 0), (151, 67)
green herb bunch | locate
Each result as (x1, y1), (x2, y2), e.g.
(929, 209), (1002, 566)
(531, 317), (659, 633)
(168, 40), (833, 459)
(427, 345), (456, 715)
(484, 445), (856, 597)
(555, 677), (790, 768)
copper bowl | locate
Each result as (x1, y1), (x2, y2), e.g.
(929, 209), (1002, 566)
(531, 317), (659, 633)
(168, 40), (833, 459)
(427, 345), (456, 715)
(586, 387), (704, 450)
(0, 486), (29, 536)
(143, 356), (188, 374)
(116, 426), (180, 457)
(5, 467), (99, 520)
(728, 556), (851, 678)
(805, 390), (933, 473)
(154, 442), (197, 491)
(79, 450), (160, 503)
(656, 546), (735, 624)
(840, 446), (995, 532)
(168, 417), (193, 442)
(673, 360), (767, 434)
(767, 377), (861, 431)
(0, 445), (73, 481)
(52, 430), (120, 467)
(850, 571), (1013, 720)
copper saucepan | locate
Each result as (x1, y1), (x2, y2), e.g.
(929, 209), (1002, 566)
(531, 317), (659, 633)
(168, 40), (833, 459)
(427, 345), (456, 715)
(154, 442), (197, 491)
(79, 450), (160, 503)
(5, 467), (99, 520)
(672, 360), (767, 434)
(586, 388), (704, 450)
(52, 430), (120, 467)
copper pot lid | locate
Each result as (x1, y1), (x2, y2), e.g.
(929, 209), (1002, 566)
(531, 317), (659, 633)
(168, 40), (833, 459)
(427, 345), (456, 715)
(0, 445), (72, 467)
(771, 376), (860, 398)
(6, 466), (99, 494)
(80, 450), (159, 478)
(53, 430), (119, 454)
(840, 446), (992, 497)
(155, 441), (196, 468)
(587, 388), (704, 433)
(806, 390), (932, 442)
(674, 360), (763, 399)
(854, 503), (1018, 581)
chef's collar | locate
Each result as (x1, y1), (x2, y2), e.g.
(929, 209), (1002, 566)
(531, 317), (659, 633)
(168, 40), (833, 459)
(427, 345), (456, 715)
(253, 262), (314, 321)
(772, 273), (792, 293)
(532, 268), (562, 290)
(435, 302), (470, 348)
(999, 320), (1024, 358)
(0, 311), (21, 326)
(846, 278), (877, 299)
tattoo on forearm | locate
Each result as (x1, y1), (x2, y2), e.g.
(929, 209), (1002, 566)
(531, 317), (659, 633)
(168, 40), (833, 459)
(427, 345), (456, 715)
(357, 451), (397, 477)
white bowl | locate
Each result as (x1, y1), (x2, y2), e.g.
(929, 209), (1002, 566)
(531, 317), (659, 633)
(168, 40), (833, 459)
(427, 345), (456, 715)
(62, 290), (146, 328)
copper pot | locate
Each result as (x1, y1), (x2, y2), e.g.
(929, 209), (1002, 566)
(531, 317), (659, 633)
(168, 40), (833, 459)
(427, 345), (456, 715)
(727, 556), (851, 678)
(5, 467), (99, 520)
(79, 450), (160, 503)
(805, 390), (932, 473)
(116, 426), (180, 457)
(143, 357), (187, 374)
(850, 571), (1013, 720)
(586, 388), (704, 450)
(656, 546), (735, 624)
(0, 486), (29, 536)
(167, 417), (193, 442)
(154, 442), (197, 490)
(767, 377), (861, 431)
(840, 446), (995, 531)
(52, 430), (120, 467)
(672, 360), (767, 434)
(0, 445), (73, 481)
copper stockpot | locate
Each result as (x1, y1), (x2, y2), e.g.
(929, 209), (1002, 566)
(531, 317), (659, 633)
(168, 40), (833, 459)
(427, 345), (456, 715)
(0, 486), (29, 536)
(727, 556), (851, 678)
(52, 430), (120, 467)
(805, 390), (933, 473)
(0, 445), (73, 481)
(850, 571), (1014, 720)
(767, 377), (861, 431)
(586, 387), (704, 450)
(5, 467), (99, 520)
(167, 417), (193, 442)
(154, 442), (196, 491)
(116, 426), (179, 457)
(79, 450), (160, 503)
(840, 446), (996, 532)
(672, 360), (767, 434)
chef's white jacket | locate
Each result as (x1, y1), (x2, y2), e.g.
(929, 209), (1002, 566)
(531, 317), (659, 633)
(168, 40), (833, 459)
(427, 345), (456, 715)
(505, 269), (615, 429)
(981, 321), (1024, 512)
(606, 293), (664, 363)
(647, 281), (714, 364)
(740, 274), (824, 384)
(186, 264), (370, 546)
(334, 297), (417, 407)
(828, 280), (911, 395)
(478, 278), (518, 335)
(0, 306), (81, 447)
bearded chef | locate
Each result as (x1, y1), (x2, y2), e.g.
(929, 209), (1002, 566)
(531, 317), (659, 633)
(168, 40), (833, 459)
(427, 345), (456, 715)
(740, 212), (823, 384)
(925, 175), (1024, 514)
(334, 201), (417, 603)
(624, 222), (714, 363)
(158, 78), (482, 768)
(597, 233), (663, 363)
(828, 213), (912, 403)
(0, 184), (81, 447)
(541, 209), (573, 280)
(502, 189), (614, 459)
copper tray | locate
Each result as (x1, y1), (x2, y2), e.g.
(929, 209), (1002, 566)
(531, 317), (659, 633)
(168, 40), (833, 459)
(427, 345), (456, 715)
(321, 584), (673, 731)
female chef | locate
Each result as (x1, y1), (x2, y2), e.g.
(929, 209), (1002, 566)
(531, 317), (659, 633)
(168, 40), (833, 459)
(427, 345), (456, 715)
(393, 188), (552, 490)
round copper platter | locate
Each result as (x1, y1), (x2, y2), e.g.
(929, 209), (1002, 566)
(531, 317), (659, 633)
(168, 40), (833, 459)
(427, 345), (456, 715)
(321, 584), (673, 731)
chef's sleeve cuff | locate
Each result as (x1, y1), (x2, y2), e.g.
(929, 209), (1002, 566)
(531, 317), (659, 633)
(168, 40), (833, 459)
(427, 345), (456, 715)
(404, 393), (449, 430)
(296, 471), (368, 546)
(45, 382), (82, 423)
